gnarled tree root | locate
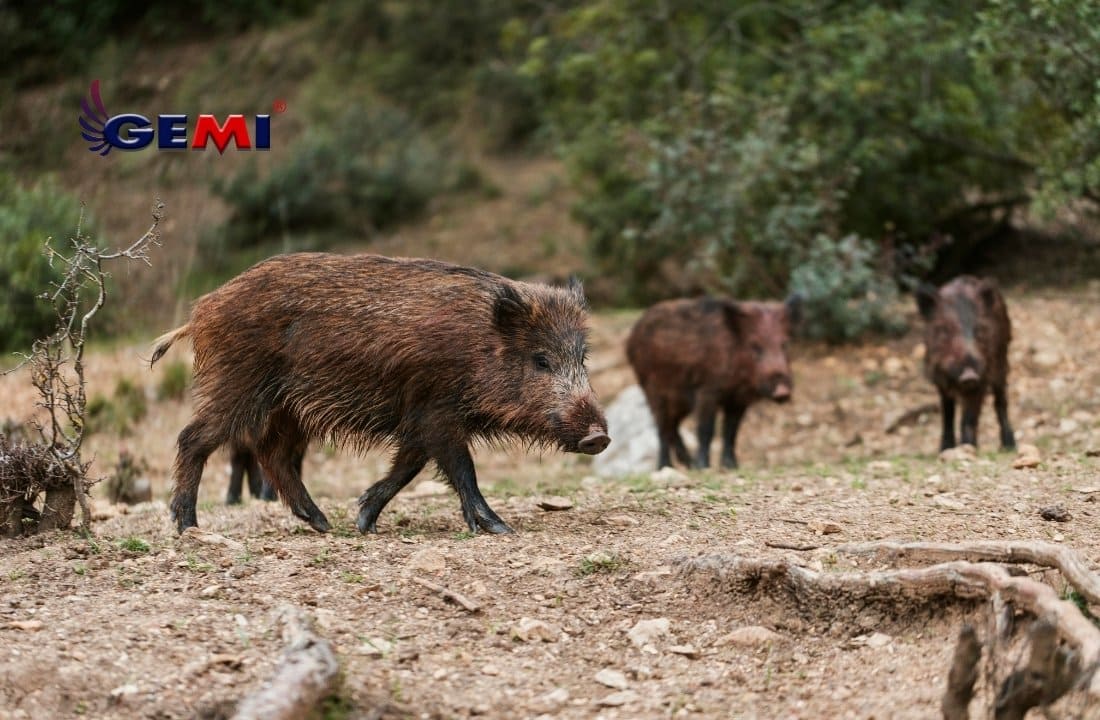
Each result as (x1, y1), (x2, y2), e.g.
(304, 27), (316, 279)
(677, 554), (1100, 716)
(232, 606), (341, 720)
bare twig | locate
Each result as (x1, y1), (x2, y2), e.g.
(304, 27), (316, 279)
(411, 576), (482, 613)
(765, 540), (820, 551)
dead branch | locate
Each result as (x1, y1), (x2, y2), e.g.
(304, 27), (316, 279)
(765, 540), (821, 551)
(834, 540), (1100, 606)
(942, 624), (982, 720)
(232, 606), (340, 720)
(993, 617), (1081, 720)
(676, 554), (1100, 683)
(411, 576), (482, 613)
(885, 402), (939, 434)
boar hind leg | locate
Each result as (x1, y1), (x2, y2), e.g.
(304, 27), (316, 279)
(436, 445), (512, 534)
(357, 445), (428, 534)
(993, 383), (1016, 450)
(250, 451), (279, 502)
(719, 403), (747, 469)
(959, 392), (983, 448)
(255, 418), (329, 533)
(938, 388), (957, 451)
(172, 416), (226, 533)
(226, 446), (248, 505)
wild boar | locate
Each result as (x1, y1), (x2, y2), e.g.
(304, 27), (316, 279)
(151, 253), (608, 535)
(626, 296), (801, 469)
(916, 275), (1015, 450)
(223, 442), (299, 505)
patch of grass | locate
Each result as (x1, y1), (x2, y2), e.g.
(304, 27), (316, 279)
(185, 554), (216, 573)
(72, 563), (87, 576)
(851, 477), (868, 490)
(341, 571), (365, 584)
(453, 531), (476, 541)
(311, 548), (334, 567)
(1065, 590), (1100, 628)
(117, 536), (150, 553)
(155, 359), (191, 401)
(320, 693), (355, 720)
(576, 551), (626, 577)
(621, 473), (657, 493)
(8, 569), (26, 581)
(86, 378), (148, 436)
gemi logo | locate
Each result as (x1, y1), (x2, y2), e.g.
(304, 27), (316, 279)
(79, 80), (273, 156)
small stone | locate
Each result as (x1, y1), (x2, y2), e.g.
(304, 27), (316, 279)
(720, 626), (780, 647)
(605, 514), (639, 527)
(594, 668), (629, 689)
(8, 620), (43, 631)
(867, 460), (893, 476)
(667, 644), (698, 658)
(925, 474), (943, 485)
(1032, 350), (1061, 368)
(883, 357), (904, 376)
(109, 684), (139, 702)
(180, 528), (245, 554)
(1059, 418), (1080, 434)
(407, 479), (449, 497)
(531, 688), (570, 713)
(596, 690), (639, 707)
(408, 547), (446, 574)
(632, 567), (673, 583)
(358, 638), (393, 657)
(939, 444), (976, 462)
(627, 617), (670, 648)
(512, 617), (561, 643)
(536, 496), (573, 511)
(1013, 444), (1042, 469)
(932, 495), (965, 510)
(1039, 505), (1072, 522)
(200, 585), (221, 598)
(796, 413), (814, 428)
(866, 632), (892, 649)
(659, 534), (685, 547)
(481, 663), (500, 676)
(650, 466), (690, 486)
(808, 520), (842, 535)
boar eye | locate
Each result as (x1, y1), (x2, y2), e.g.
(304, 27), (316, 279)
(533, 353), (552, 372)
(751, 343), (764, 359)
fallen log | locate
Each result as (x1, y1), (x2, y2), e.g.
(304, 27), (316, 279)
(232, 606), (340, 720)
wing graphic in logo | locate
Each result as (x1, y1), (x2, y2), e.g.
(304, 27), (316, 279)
(79, 80), (112, 156)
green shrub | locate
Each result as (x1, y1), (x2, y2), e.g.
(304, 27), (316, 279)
(212, 106), (458, 254)
(0, 175), (94, 353)
(156, 360), (191, 401)
(86, 378), (147, 436)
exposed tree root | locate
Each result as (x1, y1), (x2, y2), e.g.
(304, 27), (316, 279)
(231, 606), (340, 720)
(834, 540), (1100, 605)
(677, 554), (1100, 716)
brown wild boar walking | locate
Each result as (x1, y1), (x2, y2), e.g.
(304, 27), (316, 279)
(151, 253), (609, 535)
(626, 296), (801, 470)
(916, 275), (1015, 451)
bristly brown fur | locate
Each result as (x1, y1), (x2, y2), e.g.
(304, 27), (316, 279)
(626, 295), (798, 470)
(158, 252), (607, 534)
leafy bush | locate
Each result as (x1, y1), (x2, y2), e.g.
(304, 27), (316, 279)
(156, 360), (191, 401)
(86, 378), (147, 437)
(212, 107), (460, 253)
(0, 175), (93, 353)
(788, 235), (906, 343)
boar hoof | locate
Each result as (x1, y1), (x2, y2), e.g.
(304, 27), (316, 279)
(477, 516), (514, 534)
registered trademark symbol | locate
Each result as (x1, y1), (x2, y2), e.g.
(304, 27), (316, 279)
(272, 99), (288, 113)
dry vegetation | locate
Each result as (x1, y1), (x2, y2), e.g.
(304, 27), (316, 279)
(1, 284), (1099, 719)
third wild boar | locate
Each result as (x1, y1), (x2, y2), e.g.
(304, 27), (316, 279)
(151, 253), (609, 535)
(916, 275), (1015, 451)
(626, 296), (801, 470)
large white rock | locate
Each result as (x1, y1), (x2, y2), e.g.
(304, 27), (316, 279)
(591, 385), (696, 477)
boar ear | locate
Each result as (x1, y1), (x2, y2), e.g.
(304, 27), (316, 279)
(493, 284), (529, 335)
(566, 274), (588, 308)
(783, 293), (804, 327)
(915, 283), (938, 320)
(978, 279), (999, 308)
(720, 301), (748, 337)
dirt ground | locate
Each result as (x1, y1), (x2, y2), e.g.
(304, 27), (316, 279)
(2, 286), (1100, 719)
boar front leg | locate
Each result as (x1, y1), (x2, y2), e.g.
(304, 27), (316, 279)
(938, 387), (957, 451)
(959, 391), (983, 448)
(693, 394), (719, 469)
(436, 445), (513, 535)
(993, 383), (1016, 450)
(719, 402), (746, 469)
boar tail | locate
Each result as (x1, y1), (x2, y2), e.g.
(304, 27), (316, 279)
(150, 324), (191, 366)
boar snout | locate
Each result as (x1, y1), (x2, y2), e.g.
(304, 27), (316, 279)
(577, 426), (611, 454)
(764, 375), (792, 403)
(957, 366), (981, 390)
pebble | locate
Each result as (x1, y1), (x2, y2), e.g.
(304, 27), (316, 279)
(596, 690), (639, 707)
(1013, 444), (1042, 469)
(720, 626), (780, 647)
(511, 617), (561, 643)
(536, 496), (573, 511)
(594, 668), (629, 689)
(408, 547), (446, 574)
(627, 617), (670, 648)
